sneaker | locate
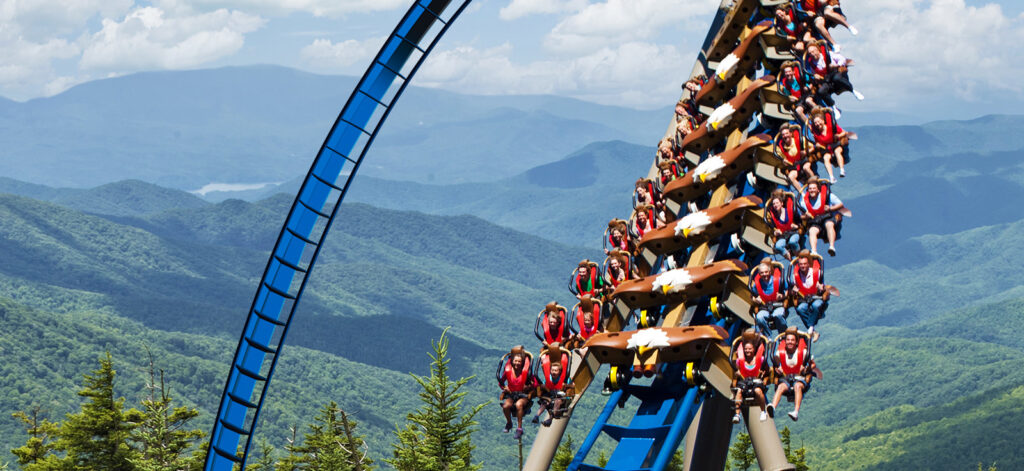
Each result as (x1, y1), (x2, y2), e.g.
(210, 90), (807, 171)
(531, 416), (540, 424)
(788, 411), (799, 422)
(513, 427), (524, 440)
(832, 43), (842, 53)
(849, 25), (859, 36)
(829, 177), (837, 184)
(853, 89), (865, 101)
(840, 169), (846, 177)
(542, 418), (553, 427)
(812, 330), (820, 343)
(833, 106), (842, 119)
(732, 413), (741, 424)
(504, 422), (513, 433)
(828, 246), (836, 257)
(759, 411), (768, 422)
(767, 405), (775, 418)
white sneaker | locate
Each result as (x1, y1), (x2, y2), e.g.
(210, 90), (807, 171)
(788, 411), (799, 421)
(849, 25), (859, 36)
(834, 106), (842, 119)
(853, 90), (865, 101)
(759, 411), (768, 422)
(832, 43), (841, 53)
(732, 414), (741, 424)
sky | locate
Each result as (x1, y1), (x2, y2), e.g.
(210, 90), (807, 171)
(1, 0), (1022, 119)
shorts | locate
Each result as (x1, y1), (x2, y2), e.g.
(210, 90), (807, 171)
(779, 375), (812, 394)
(737, 378), (767, 397)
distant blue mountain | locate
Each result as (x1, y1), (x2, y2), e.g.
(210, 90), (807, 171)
(0, 65), (669, 189)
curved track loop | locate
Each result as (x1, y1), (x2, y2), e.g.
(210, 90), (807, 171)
(204, 1), (472, 469)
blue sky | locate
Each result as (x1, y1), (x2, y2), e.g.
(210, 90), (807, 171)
(1, 0), (1022, 120)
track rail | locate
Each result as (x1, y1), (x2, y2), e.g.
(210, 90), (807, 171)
(203, 1), (472, 468)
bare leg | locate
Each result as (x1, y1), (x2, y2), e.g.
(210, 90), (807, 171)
(835, 147), (846, 176)
(793, 383), (805, 413)
(802, 162), (816, 181)
(787, 169), (804, 191)
(753, 388), (767, 412)
(772, 382), (790, 409)
(807, 226), (820, 254)
(814, 17), (837, 45)
(502, 399), (513, 426)
(825, 220), (837, 253)
(515, 398), (529, 428)
(824, 8), (853, 32)
(823, 152), (836, 181)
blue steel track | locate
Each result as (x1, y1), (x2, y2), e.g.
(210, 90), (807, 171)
(204, 1), (472, 468)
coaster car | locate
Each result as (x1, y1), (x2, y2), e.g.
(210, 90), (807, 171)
(678, 77), (776, 166)
(636, 196), (773, 265)
(608, 260), (752, 327)
(695, 21), (774, 112)
(664, 134), (771, 209)
(586, 324), (728, 383)
(705, 0), (761, 69)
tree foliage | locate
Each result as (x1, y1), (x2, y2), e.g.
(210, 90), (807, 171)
(781, 427), (809, 471)
(386, 328), (488, 471)
(126, 350), (204, 471)
(729, 432), (756, 471)
(282, 402), (372, 471)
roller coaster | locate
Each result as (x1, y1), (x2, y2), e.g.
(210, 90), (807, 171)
(204, 0), (862, 469)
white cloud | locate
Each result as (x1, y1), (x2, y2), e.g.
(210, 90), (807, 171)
(80, 7), (266, 71)
(417, 41), (693, 107)
(843, 0), (1024, 109)
(0, 0), (134, 40)
(544, 0), (718, 53)
(499, 0), (588, 20)
(157, 0), (408, 18)
(300, 36), (385, 69)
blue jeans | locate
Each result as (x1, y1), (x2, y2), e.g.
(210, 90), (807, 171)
(774, 232), (802, 259)
(755, 305), (790, 334)
(795, 299), (827, 329)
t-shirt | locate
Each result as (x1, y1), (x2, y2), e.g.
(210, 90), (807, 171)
(797, 192), (842, 213)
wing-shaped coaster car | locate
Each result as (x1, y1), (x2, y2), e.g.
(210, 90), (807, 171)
(608, 259), (755, 327)
(695, 21), (774, 112)
(705, 0), (761, 69)
(664, 134), (772, 213)
(585, 324), (728, 388)
(678, 77), (775, 166)
(635, 196), (773, 272)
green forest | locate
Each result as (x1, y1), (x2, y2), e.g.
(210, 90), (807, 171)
(0, 178), (1020, 469)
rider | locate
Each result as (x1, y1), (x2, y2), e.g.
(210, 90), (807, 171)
(539, 302), (570, 347)
(765, 189), (802, 260)
(789, 250), (828, 341)
(799, 179), (844, 256)
(776, 124), (813, 190)
(732, 330), (771, 423)
(572, 260), (605, 300)
(573, 296), (603, 346)
(751, 260), (791, 334)
(533, 352), (574, 427)
(498, 346), (534, 439)
(770, 327), (818, 422)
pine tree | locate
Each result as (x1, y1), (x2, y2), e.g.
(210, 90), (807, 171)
(596, 450), (609, 468)
(284, 402), (372, 471)
(246, 438), (276, 471)
(127, 351), (204, 471)
(728, 432), (756, 471)
(781, 427), (809, 471)
(666, 449), (685, 471)
(550, 434), (576, 471)
(58, 352), (137, 471)
(10, 406), (60, 466)
(385, 328), (488, 471)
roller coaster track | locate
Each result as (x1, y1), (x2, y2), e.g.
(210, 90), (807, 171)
(203, 1), (471, 468)
(205, 0), (855, 469)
